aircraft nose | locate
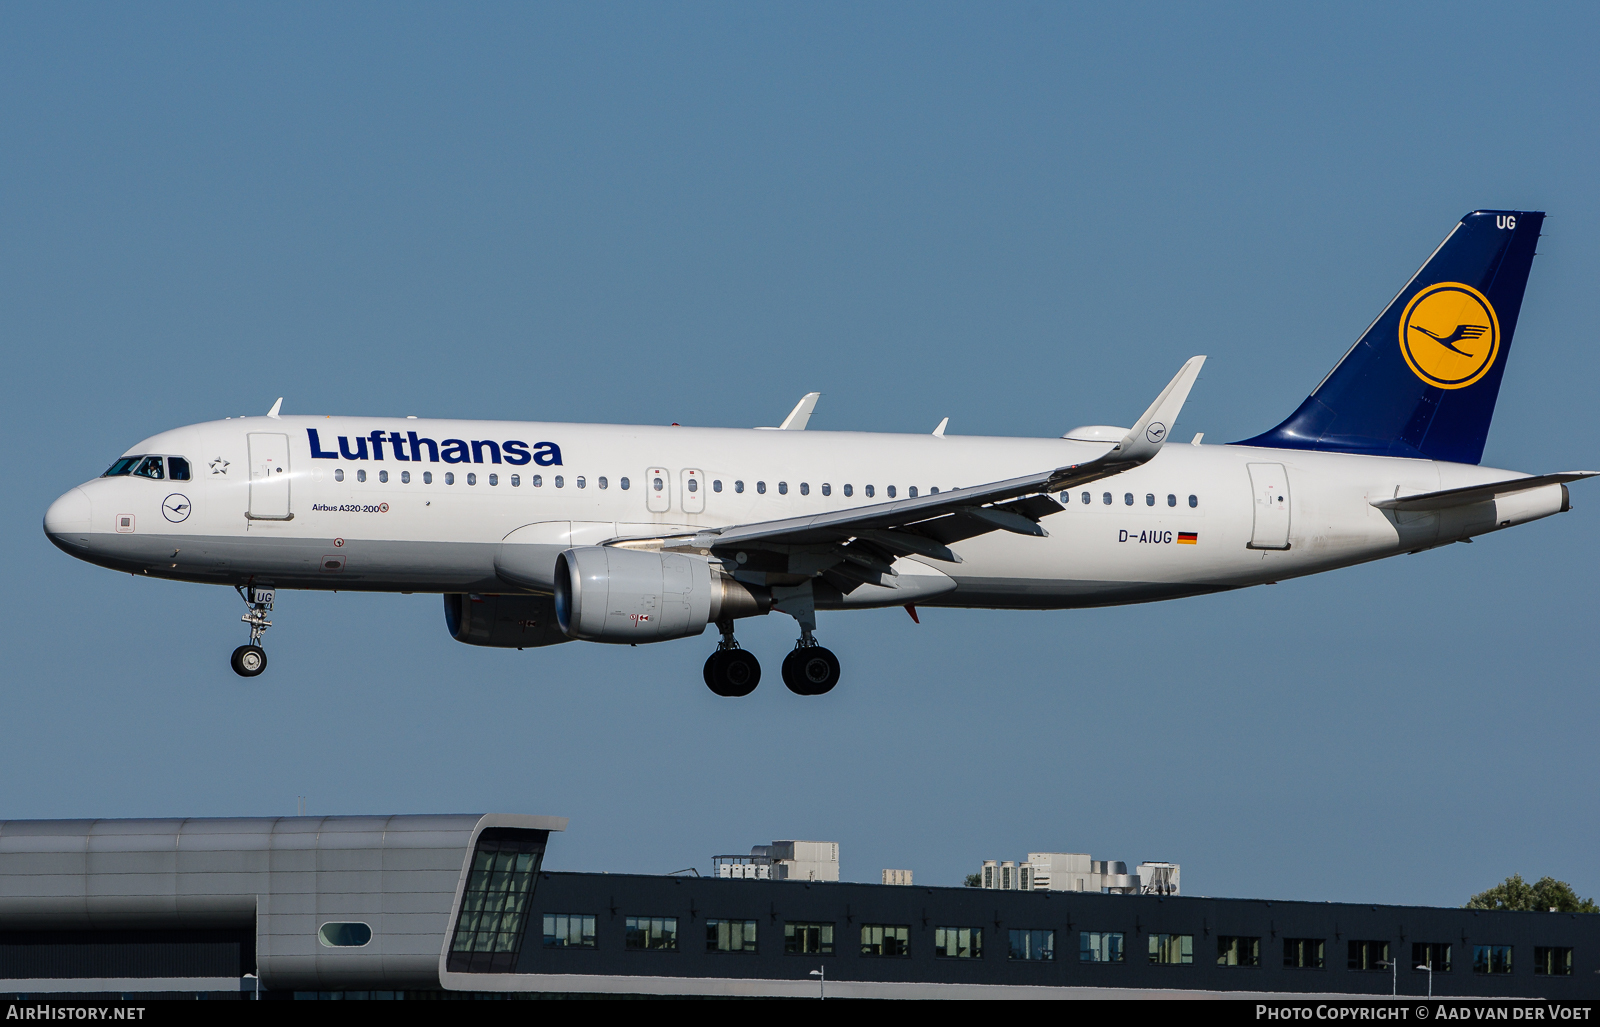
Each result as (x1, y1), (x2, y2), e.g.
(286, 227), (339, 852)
(44, 487), (93, 547)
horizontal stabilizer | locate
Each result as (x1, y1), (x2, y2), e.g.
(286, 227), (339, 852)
(1371, 471), (1596, 512)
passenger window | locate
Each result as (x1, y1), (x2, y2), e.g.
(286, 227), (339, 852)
(799, 482), (808, 496)
(379, 470), (389, 483)
(335, 469), (345, 482)
(713, 480), (722, 492)
(620, 477), (629, 490)
(734, 480), (744, 494)
(1081, 491), (1090, 504)
(401, 471), (410, 484)
(909, 487), (918, 498)
(532, 474), (542, 487)
(424, 471), (433, 484)
(555, 475), (564, 488)
(357, 469), (367, 483)
(1102, 492), (1111, 505)
(133, 457), (164, 480)
(688, 478), (698, 493)
(757, 481), (766, 494)
(865, 485), (875, 498)
(1146, 494), (1154, 506)
(598, 477), (607, 489)
(1189, 494), (1198, 508)
(467, 473), (477, 485)
(1167, 494), (1176, 507)
(930, 487), (939, 494)
(843, 484), (853, 497)
(445, 472), (454, 485)
(653, 476), (663, 491)
(778, 482), (788, 495)
(103, 457), (140, 477)
(887, 486), (897, 498)
(168, 457), (192, 481)
(1124, 493), (1133, 506)
(511, 474), (520, 487)
(489, 473), (498, 486)
(577, 476), (586, 488)
(821, 483), (831, 496)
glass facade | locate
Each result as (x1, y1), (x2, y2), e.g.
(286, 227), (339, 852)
(446, 829), (546, 973)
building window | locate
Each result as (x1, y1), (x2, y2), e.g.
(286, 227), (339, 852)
(378, 470), (389, 483)
(357, 469), (367, 483)
(467, 473), (477, 485)
(1534, 946), (1572, 976)
(1149, 934), (1193, 965)
(1218, 936), (1260, 967)
(1474, 945), (1513, 975)
(424, 471), (433, 484)
(785, 922), (834, 956)
(335, 469), (344, 482)
(860, 924), (910, 957)
(318, 922), (372, 948)
(934, 927), (981, 959)
(1082, 932), (1125, 963)
(706, 919), (757, 954)
(446, 829), (545, 973)
(1348, 940), (1391, 971)
(401, 471), (410, 483)
(1009, 929), (1054, 961)
(1411, 942), (1451, 973)
(1284, 938), (1325, 969)
(543, 914), (596, 949)
(625, 917), (678, 952)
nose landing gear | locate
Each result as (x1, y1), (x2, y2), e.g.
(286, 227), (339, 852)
(704, 621), (760, 697)
(781, 629), (840, 696)
(232, 585), (273, 678)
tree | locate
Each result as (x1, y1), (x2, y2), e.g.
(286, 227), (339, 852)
(964, 873), (982, 888)
(1465, 874), (1599, 913)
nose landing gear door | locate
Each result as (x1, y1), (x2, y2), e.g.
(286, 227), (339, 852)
(1246, 462), (1290, 549)
(247, 433), (293, 520)
(681, 469), (704, 513)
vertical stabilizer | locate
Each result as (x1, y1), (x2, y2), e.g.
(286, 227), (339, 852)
(1237, 210), (1543, 464)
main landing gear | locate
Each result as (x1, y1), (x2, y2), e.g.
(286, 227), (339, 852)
(703, 621), (761, 697)
(231, 585), (273, 678)
(701, 622), (840, 698)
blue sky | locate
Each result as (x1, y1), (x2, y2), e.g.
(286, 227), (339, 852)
(4, 2), (1597, 905)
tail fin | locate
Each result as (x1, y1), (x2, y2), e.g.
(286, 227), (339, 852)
(1237, 210), (1543, 464)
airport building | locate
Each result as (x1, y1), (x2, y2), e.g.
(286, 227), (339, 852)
(979, 853), (1181, 896)
(0, 815), (1594, 1000)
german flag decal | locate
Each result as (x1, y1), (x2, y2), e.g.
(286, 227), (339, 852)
(1177, 532), (1198, 545)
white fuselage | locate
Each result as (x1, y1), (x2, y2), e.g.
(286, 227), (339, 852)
(43, 415), (1568, 611)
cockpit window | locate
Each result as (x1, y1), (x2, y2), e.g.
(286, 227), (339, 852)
(168, 457), (192, 481)
(131, 457), (165, 480)
(103, 457), (140, 477)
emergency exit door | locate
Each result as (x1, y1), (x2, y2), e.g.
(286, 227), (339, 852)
(247, 433), (293, 520)
(1246, 462), (1290, 549)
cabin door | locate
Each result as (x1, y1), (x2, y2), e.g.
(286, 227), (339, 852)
(247, 433), (293, 520)
(1246, 462), (1290, 549)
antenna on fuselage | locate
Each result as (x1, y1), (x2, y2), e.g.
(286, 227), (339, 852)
(266, 397), (283, 419)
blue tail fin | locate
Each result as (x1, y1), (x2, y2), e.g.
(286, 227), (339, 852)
(1237, 210), (1543, 464)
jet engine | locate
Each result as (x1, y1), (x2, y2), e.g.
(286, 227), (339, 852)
(554, 546), (769, 643)
(443, 593), (570, 649)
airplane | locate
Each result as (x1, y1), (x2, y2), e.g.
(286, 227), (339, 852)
(42, 209), (1594, 696)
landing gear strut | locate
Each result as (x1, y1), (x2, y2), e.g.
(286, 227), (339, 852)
(781, 629), (840, 696)
(703, 620), (760, 697)
(232, 585), (273, 678)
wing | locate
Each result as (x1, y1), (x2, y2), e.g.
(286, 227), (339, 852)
(613, 356), (1205, 593)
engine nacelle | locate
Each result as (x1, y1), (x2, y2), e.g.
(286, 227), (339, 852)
(554, 546), (769, 643)
(444, 593), (570, 649)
